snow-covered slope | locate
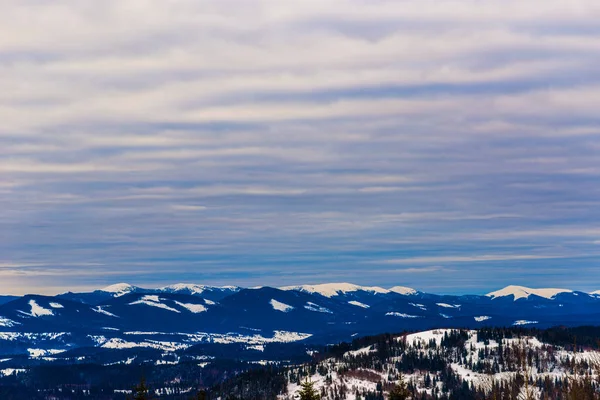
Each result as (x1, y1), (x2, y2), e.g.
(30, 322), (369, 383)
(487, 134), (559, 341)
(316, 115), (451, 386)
(22, 300), (54, 317)
(486, 285), (572, 300)
(283, 328), (600, 400)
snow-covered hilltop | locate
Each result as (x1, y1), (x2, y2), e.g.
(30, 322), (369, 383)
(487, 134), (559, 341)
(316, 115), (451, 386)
(278, 282), (416, 297)
(486, 285), (573, 300)
(98, 283), (241, 298)
(389, 286), (418, 295)
(158, 283), (241, 296)
(100, 283), (137, 297)
(279, 283), (390, 297)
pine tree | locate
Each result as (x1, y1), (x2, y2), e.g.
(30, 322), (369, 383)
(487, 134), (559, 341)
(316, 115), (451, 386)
(298, 379), (320, 400)
(388, 376), (411, 400)
(130, 377), (152, 400)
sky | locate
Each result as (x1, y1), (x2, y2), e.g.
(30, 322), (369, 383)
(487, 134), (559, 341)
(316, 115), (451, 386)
(2, 0), (600, 295)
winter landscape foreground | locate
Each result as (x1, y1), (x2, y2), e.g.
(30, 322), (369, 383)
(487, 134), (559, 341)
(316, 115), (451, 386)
(2, 283), (600, 398)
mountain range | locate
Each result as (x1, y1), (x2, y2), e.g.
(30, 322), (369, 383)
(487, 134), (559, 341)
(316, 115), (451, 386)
(1, 282), (599, 366)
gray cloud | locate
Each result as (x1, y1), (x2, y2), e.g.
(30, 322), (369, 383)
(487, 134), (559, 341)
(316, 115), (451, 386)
(2, 0), (600, 295)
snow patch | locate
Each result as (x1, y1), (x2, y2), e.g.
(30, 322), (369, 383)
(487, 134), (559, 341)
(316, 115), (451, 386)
(437, 303), (460, 308)
(270, 299), (294, 312)
(304, 302), (332, 314)
(404, 329), (455, 346)
(49, 302), (64, 309)
(386, 312), (420, 318)
(22, 300), (54, 317)
(345, 345), (375, 357)
(87, 330), (314, 350)
(271, 330), (312, 342)
(92, 306), (119, 318)
(129, 296), (181, 313)
(513, 320), (538, 325)
(155, 359), (179, 365)
(174, 301), (207, 313)
(101, 338), (190, 351)
(192, 330), (311, 345)
(28, 348), (65, 358)
(0, 317), (20, 327)
(348, 301), (370, 308)
(475, 316), (492, 322)
(0, 369), (26, 377)
(0, 332), (66, 342)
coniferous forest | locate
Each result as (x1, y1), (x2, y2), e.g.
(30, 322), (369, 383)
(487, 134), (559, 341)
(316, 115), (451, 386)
(3, 326), (600, 399)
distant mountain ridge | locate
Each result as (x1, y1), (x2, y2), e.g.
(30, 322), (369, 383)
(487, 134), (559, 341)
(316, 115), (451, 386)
(57, 282), (242, 304)
(47, 281), (600, 301)
(279, 283), (418, 297)
(1, 282), (599, 367)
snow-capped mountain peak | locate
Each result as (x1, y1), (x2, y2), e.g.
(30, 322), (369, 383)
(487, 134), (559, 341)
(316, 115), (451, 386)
(159, 284), (241, 295)
(159, 284), (209, 295)
(279, 283), (389, 297)
(389, 286), (417, 295)
(100, 283), (137, 297)
(486, 285), (572, 301)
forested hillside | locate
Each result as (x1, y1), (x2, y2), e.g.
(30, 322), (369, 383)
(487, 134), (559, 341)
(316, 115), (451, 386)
(213, 326), (600, 400)
(3, 326), (600, 399)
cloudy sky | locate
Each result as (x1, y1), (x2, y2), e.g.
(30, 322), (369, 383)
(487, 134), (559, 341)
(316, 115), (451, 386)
(2, 0), (600, 295)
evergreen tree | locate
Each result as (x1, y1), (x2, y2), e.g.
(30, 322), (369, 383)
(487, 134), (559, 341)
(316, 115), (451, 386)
(298, 379), (320, 400)
(129, 377), (152, 400)
(388, 376), (411, 400)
